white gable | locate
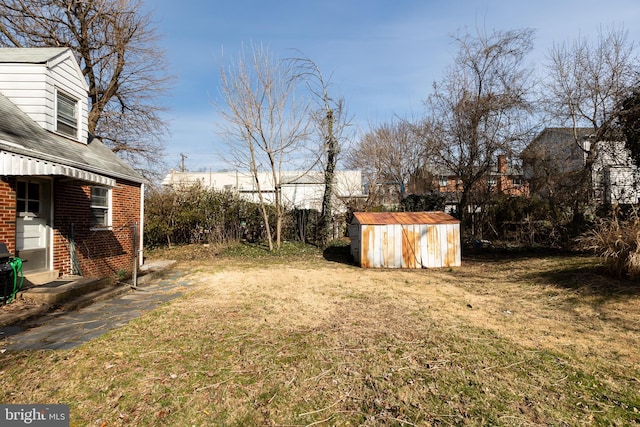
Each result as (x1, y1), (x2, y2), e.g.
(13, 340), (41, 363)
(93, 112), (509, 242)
(0, 48), (89, 143)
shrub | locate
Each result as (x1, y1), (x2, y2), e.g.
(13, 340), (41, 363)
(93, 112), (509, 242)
(144, 184), (272, 248)
(400, 193), (446, 212)
(578, 210), (640, 279)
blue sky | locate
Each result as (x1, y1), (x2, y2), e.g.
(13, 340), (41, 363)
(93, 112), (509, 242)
(145, 0), (640, 172)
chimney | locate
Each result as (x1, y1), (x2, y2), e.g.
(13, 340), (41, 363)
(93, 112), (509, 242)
(497, 154), (507, 174)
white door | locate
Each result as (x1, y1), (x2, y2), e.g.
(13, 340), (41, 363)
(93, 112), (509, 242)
(16, 179), (51, 272)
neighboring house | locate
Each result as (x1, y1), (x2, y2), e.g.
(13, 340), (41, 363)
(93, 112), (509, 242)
(521, 127), (640, 204)
(430, 154), (529, 214)
(0, 47), (146, 285)
(490, 155), (529, 197)
(433, 155), (528, 197)
(162, 170), (365, 214)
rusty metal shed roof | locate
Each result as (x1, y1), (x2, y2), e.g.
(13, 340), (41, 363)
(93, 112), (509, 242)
(352, 211), (459, 225)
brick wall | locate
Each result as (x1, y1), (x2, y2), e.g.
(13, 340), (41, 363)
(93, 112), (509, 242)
(0, 177), (16, 254)
(0, 176), (141, 280)
(53, 178), (141, 279)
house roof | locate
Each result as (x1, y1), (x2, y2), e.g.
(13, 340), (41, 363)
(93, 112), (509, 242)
(0, 47), (70, 63)
(0, 47), (89, 92)
(352, 211), (459, 225)
(281, 172), (324, 185)
(534, 127), (593, 140)
(0, 93), (146, 185)
(523, 127), (593, 152)
(430, 164), (524, 177)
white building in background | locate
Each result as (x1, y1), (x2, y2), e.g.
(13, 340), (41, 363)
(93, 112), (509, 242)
(161, 170), (365, 213)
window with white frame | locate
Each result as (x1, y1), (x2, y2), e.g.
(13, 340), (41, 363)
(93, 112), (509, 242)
(56, 90), (78, 138)
(90, 186), (111, 228)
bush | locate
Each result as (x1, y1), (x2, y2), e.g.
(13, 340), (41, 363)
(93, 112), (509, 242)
(578, 211), (640, 279)
(400, 193), (446, 212)
(144, 184), (271, 248)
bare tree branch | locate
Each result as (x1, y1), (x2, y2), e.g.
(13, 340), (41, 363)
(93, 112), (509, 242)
(422, 27), (535, 232)
(289, 53), (352, 246)
(216, 43), (312, 250)
(0, 0), (174, 177)
(542, 26), (640, 219)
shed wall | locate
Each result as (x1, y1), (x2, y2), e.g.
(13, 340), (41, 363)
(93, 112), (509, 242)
(358, 222), (460, 269)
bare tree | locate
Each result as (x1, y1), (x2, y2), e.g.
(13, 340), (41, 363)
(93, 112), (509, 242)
(620, 88), (640, 167)
(0, 0), (172, 175)
(347, 119), (427, 207)
(543, 26), (639, 219)
(290, 55), (351, 247)
(423, 28), (535, 232)
(217, 44), (311, 250)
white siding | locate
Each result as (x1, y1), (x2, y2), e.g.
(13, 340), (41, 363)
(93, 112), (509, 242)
(0, 50), (88, 142)
(0, 63), (50, 128)
(48, 54), (89, 141)
(593, 141), (640, 204)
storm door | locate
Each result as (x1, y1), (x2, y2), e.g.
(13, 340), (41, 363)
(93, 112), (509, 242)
(16, 179), (52, 272)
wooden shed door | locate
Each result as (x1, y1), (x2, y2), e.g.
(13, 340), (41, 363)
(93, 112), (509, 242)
(16, 179), (52, 272)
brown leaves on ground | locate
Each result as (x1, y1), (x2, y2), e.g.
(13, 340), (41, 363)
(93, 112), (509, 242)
(1, 252), (639, 425)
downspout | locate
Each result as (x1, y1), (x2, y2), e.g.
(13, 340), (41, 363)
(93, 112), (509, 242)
(131, 221), (138, 289)
(133, 183), (145, 288)
(139, 183), (145, 269)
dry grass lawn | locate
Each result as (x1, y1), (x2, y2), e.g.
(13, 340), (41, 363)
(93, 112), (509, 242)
(1, 244), (639, 426)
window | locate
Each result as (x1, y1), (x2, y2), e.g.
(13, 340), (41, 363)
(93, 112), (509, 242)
(90, 186), (111, 228)
(17, 181), (40, 216)
(438, 177), (449, 187)
(56, 91), (78, 138)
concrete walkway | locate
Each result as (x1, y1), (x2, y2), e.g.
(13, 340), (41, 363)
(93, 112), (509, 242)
(0, 269), (191, 351)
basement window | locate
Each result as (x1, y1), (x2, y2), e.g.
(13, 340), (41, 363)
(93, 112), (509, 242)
(90, 186), (111, 229)
(56, 90), (78, 138)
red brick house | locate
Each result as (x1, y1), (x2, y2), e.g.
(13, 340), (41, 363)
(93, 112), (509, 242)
(0, 48), (146, 285)
(430, 154), (529, 214)
(433, 155), (528, 197)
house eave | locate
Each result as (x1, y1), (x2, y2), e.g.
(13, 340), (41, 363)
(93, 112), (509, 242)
(0, 150), (116, 187)
(0, 138), (146, 185)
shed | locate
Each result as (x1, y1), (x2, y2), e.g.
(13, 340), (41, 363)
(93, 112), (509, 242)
(348, 211), (461, 269)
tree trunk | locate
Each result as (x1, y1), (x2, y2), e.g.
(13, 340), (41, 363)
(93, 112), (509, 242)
(320, 108), (337, 248)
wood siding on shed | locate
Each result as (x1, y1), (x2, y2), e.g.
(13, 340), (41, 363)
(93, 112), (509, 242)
(357, 222), (460, 269)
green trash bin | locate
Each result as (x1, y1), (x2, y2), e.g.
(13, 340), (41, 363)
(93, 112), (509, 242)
(0, 243), (22, 304)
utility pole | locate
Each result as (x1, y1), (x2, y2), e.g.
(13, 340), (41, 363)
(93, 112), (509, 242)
(180, 153), (187, 172)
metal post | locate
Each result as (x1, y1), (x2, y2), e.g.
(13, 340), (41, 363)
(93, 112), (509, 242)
(132, 221), (138, 288)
